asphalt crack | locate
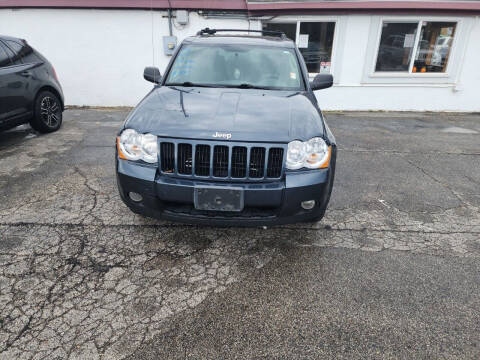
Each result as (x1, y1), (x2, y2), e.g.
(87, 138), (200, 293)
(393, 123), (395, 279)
(0, 224), (277, 359)
(403, 157), (474, 208)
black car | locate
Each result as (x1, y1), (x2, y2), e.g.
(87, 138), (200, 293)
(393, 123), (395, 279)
(116, 29), (336, 226)
(0, 35), (64, 133)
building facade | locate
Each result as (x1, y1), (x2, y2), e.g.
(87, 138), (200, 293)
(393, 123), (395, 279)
(1, 0), (479, 111)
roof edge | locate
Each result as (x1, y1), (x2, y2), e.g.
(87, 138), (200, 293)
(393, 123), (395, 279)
(0, 0), (247, 10)
(247, 1), (480, 11)
(1, 0), (480, 12)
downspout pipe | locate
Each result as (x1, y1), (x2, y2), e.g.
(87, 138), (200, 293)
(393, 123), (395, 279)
(167, 0), (173, 36)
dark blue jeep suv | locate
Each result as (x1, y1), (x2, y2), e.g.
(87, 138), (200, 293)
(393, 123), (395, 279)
(116, 29), (336, 226)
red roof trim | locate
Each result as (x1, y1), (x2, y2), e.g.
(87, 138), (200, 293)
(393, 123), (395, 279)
(255, 9), (480, 16)
(0, 0), (479, 12)
(0, 0), (247, 10)
(247, 1), (480, 11)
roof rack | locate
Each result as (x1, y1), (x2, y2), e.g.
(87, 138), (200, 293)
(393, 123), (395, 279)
(196, 28), (287, 40)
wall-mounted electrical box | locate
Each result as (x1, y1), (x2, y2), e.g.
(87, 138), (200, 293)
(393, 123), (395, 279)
(176, 10), (189, 25)
(163, 36), (177, 56)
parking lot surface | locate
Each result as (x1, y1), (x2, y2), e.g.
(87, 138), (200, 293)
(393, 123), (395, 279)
(0, 109), (479, 359)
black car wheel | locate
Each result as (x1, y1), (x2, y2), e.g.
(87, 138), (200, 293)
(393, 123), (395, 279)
(30, 91), (63, 133)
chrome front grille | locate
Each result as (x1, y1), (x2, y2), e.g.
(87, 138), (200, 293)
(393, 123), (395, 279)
(159, 139), (286, 180)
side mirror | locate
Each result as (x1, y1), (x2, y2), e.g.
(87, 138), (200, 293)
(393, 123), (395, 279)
(310, 74), (333, 91)
(144, 66), (161, 84)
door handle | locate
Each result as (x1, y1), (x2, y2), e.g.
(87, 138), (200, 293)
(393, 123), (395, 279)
(19, 70), (32, 77)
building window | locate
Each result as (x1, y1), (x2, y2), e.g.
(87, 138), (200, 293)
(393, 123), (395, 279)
(263, 23), (297, 43)
(299, 22), (335, 74)
(375, 21), (456, 73)
(413, 22), (456, 73)
(263, 21), (336, 74)
(375, 22), (418, 72)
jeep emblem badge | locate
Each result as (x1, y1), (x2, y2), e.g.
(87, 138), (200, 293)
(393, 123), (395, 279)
(212, 131), (232, 140)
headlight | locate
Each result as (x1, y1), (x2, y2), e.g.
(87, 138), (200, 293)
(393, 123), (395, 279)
(286, 137), (331, 170)
(139, 133), (158, 163)
(304, 137), (329, 169)
(117, 129), (158, 163)
(286, 140), (306, 170)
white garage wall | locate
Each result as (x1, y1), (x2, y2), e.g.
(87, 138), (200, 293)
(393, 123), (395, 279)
(1, 8), (479, 111)
(0, 8), (254, 107)
(314, 14), (480, 112)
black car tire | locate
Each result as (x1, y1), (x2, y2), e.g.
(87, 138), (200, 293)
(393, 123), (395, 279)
(30, 91), (63, 133)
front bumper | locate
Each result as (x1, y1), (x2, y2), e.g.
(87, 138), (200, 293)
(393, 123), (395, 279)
(116, 157), (335, 226)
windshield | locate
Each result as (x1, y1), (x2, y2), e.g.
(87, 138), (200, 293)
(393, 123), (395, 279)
(165, 44), (304, 90)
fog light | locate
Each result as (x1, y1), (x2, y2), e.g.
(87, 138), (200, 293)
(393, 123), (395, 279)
(129, 192), (143, 202)
(301, 200), (316, 210)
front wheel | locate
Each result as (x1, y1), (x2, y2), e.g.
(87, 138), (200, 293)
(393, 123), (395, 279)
(30, 91), (63, 133)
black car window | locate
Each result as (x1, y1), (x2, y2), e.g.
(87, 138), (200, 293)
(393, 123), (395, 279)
(4, 40), (24, 64)
(0, 42), (12, 67)
(5, 39), (40, 65)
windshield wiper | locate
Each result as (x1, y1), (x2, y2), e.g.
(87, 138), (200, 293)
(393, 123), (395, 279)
(166, 82), (221, 88)
(166, 82), (273, 90)
(231, 83), (273, 90)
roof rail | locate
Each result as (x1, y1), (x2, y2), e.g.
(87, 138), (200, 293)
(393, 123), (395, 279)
(196, 28), (287, 40)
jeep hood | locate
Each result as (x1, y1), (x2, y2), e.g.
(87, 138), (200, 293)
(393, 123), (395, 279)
(125, 86), (325, 143)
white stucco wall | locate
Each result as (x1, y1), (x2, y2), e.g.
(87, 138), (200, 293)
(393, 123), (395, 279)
(0, 9), (254, 107)
(1, 8), (479, 111)
(314, 14), (480, 112)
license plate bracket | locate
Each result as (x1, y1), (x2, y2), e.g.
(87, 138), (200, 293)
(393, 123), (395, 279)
(194, 186), (244, 212)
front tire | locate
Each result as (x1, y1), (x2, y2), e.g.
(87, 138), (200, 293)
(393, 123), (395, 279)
(30, 91), (63, 133)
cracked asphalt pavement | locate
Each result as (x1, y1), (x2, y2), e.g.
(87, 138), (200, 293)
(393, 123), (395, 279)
(0, 110), (479, 359)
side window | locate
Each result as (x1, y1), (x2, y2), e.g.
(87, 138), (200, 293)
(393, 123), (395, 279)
(0, 43), (12, 67)
(4, 40), (40, 65)
(4, 40), (24, 64)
